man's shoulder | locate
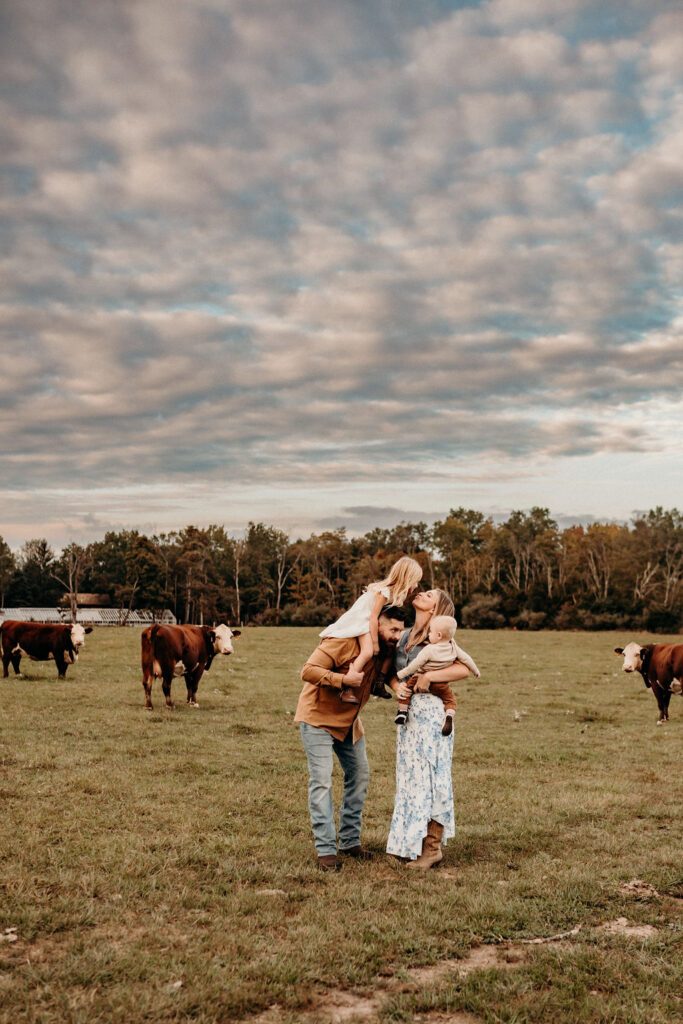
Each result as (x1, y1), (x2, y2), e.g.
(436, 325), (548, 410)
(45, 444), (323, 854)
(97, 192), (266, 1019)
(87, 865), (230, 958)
(316, 636), (360, 661)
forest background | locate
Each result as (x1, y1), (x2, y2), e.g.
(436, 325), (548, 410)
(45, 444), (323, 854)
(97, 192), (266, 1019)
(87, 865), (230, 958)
(2, 507), (681, 634)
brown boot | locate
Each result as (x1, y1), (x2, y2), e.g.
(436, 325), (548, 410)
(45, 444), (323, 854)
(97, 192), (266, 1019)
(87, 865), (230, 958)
(339, 687), (361, 704)
(407, 820), (444, 870)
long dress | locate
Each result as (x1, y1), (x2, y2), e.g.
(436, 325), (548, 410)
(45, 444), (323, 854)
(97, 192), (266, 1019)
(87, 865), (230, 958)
(386, 630), (455, 860)
(319, 585), (392, 638)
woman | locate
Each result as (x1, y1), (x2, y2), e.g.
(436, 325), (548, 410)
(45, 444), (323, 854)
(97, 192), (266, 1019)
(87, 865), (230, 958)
(386, 589), (471, 869)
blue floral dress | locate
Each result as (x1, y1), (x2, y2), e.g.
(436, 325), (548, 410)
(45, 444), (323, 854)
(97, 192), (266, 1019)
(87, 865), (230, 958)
(386, 630), (455, 860)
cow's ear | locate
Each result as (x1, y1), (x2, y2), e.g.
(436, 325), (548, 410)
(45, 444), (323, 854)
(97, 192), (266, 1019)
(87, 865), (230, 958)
(209, 630), (216, 644)
(231, 629), (242, 638)
(614, 648), (623, 655)
(85, 627), (93, 634)
(640, 647), (648, 659)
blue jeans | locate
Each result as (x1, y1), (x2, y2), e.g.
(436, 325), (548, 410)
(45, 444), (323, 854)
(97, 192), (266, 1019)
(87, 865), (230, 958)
(299, 723), (370, 856)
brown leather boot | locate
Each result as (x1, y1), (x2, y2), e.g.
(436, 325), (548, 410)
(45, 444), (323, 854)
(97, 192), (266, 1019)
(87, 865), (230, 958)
(407, 820), (444, 869)
(339, 687), (361, 704)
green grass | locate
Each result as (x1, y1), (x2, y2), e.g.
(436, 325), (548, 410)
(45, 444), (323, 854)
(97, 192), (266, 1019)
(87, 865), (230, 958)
(0, 628), (681, 1023)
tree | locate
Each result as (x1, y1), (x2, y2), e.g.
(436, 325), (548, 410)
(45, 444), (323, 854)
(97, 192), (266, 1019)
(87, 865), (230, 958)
(495, 508), (559, 603)
(433, 508), (491, 601)
(13, 539), (60, 606)
(51, 543), (92, 622)
(0, 537), (15, 608)
(273, 530), (300, 624)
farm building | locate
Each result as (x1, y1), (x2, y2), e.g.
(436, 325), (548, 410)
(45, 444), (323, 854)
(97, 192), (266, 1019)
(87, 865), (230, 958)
(0, 606), (176, 626)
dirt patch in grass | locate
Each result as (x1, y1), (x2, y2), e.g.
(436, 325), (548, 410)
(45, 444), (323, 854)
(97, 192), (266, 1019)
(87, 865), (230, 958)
(249, 915), (667, 1024)
(415, 1014), (481, 1024)
(597, 918), (659, 939)
(251, 942), (528, 1023)
(618, 879), (660, 900)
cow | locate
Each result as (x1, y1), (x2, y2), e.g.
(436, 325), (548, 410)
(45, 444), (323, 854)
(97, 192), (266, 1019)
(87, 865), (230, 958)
(141, 622), (241, 710)
(1, 620), (93, 680)
(614, 642), (683, 725)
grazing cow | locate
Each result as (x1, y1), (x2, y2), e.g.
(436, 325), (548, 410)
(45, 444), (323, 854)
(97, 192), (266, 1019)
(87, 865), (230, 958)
(141, 623), (241, 710)
(614, 642), (683, 725)
(1, 620), (93, 680)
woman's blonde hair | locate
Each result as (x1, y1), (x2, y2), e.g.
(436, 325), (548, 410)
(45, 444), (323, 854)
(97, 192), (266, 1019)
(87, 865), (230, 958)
(368, 555), (423, 607)
(407, 589), (455, 650)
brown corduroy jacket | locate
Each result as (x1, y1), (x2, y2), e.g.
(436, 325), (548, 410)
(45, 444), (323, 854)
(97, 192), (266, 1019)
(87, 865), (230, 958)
(294, 636), (383, 743)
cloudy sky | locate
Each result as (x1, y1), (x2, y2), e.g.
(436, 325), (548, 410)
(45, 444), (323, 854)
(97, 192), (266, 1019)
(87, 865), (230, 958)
(1, 0), (682, 548)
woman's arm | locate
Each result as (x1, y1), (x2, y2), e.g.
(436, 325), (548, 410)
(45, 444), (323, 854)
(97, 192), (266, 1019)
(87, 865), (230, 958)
(413, 661), (471, 688)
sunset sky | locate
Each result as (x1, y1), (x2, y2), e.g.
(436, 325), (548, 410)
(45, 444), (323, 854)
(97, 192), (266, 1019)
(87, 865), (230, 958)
(1, 0), (682, 548)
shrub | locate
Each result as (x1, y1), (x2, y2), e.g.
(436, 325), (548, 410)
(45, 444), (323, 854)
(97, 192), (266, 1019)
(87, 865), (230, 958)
(280, 601), (335, 626)
(645, 607), (683, 633)
(511, 609), (547, 630)
(460, 594), (506, 628)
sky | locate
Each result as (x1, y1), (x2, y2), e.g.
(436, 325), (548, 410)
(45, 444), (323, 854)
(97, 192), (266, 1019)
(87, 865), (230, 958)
(1, 0), (682, 549)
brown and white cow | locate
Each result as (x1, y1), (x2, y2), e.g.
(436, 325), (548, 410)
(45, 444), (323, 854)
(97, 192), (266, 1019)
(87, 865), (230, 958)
(141, 622), (241, 710)
(1, 620), (93, 680)
(614, 642), (683, 725)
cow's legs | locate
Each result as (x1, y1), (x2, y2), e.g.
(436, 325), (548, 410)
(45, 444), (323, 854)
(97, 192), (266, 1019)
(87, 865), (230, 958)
(161, 672), (174, 709)
(654, 684), (670, 725)
(186, 670), (201, 708)
(55, 656), (68, 680)
(2, 649), (11, 677)
(11, 652), (22, 676)
(142, 671), (154, 710)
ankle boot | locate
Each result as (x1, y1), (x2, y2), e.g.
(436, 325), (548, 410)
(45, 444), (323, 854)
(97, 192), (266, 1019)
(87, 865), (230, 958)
(407, 819), (444, 870)
(339, 687), (361, 704)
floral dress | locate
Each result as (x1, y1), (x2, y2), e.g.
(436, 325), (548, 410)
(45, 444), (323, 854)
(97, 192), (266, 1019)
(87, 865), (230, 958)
(386, 630), (455, 860)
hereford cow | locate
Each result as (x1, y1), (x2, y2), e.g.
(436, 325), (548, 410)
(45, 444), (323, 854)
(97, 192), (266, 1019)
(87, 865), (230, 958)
(1, 620), (93, 679)
(141, 622), (241, 710)
(614, 642), (683, 725)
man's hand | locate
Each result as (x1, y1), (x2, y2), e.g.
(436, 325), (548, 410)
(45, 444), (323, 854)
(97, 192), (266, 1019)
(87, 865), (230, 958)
(413, 672), (432, 693)
(343, 667), (364, 688)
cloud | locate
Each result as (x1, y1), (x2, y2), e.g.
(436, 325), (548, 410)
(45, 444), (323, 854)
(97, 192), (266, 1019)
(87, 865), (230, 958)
(1, 0), (682, 544)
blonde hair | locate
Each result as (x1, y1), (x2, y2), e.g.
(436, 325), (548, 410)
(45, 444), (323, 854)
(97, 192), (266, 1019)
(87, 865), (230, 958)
(407, 589), (455, 650)
(430, 615), (457, 640)
(369, 556), (422, 607)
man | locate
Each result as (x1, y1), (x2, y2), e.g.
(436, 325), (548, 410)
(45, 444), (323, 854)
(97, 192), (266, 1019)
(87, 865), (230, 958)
(295, 605), (406, 871)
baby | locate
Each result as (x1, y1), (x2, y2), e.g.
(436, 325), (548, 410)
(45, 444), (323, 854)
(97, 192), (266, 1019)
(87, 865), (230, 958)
(395, 615), (480, 735)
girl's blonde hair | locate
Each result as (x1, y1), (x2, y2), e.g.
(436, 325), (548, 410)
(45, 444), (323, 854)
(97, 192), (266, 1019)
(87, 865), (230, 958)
(407, 589), (455, 650)
(368, 555), (423, 608)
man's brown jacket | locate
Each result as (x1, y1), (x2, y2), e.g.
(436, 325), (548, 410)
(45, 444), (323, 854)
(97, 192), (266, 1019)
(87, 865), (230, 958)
(295, 636), (382, 743)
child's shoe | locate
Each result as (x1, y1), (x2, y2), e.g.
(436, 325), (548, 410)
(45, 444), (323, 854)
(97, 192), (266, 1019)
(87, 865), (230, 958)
(394, 708), (408, 726)
(442, 710), (455, 736)
(340, 687), (361, 704)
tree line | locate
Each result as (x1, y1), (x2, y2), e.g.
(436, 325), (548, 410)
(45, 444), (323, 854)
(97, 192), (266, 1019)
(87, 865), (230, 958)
(0, 507), (681, 631)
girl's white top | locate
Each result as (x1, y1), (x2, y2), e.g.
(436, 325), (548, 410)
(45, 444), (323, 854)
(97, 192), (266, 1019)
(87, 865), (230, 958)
(319, 585), (392, 638)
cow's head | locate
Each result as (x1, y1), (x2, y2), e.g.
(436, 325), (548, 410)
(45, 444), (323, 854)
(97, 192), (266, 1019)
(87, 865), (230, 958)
(614, 642), (647, 672)
(210, 623), (241, 655)
(70, 624), (93, 649)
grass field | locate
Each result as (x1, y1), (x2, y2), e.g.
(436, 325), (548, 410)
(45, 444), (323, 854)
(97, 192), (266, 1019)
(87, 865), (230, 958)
(0, 627), (681, 1024)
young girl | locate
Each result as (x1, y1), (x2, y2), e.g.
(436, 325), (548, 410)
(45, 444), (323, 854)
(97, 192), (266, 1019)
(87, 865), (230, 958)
(320, 556), (423, 701)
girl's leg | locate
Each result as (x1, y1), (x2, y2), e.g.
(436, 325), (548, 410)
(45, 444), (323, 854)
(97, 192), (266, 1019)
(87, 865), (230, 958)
(349, 632), (373, 673)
